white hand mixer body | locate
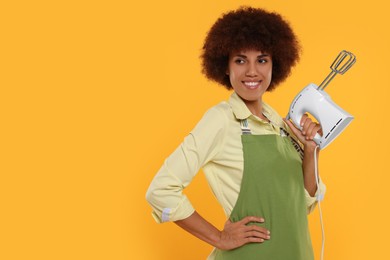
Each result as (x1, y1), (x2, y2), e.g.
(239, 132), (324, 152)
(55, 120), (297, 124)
(288, 83), (354, 149)
(287, 50), (356, 149)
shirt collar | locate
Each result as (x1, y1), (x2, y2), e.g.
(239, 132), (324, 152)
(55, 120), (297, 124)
(228, 91), (284, 127)
(228, 92), (252, 120)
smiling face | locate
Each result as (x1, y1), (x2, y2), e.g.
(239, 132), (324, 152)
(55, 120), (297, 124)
(227, 49), (272, 104)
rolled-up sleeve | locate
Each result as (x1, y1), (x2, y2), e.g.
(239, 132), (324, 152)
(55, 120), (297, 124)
(305, 177), (326, 214)
(146, 107), (227, 223)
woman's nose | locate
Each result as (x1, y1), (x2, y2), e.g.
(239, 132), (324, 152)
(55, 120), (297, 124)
(245, 63), (258, 77)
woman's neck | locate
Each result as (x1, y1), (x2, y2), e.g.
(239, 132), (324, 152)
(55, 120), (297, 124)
(244, 99), (269, 122)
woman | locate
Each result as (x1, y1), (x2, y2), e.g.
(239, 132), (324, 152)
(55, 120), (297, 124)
(146, 6), (325, 260)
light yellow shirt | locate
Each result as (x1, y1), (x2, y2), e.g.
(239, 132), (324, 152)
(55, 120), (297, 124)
(146, 92), (325, 224)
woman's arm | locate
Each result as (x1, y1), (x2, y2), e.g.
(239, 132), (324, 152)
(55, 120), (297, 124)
(175, 211), (270, 250)
(301, 143), (320, 196)
(284, 115), (322, 196)
(146, 107), (227, 223)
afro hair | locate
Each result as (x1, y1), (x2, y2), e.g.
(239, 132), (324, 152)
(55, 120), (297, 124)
(201, 6), (301, 91)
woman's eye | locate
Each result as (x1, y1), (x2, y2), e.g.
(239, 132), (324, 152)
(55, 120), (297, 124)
(235, 59), (245, 64)
(258, 59), (267, 63)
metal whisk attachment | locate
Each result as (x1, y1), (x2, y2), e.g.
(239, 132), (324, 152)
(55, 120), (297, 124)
(318, 50), (356, 90)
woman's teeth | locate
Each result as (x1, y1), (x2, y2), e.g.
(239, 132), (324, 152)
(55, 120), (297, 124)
(244, 82), (260, 88)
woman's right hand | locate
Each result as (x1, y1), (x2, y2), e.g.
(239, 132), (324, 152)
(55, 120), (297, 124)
(216, 216), (270, 250)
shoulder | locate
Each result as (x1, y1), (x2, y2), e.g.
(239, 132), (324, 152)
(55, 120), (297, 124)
(191, 101), (232, 134)
(208, 101), (233, 119)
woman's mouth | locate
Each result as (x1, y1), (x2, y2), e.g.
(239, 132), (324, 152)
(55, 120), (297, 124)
(243, 81), (261, 89)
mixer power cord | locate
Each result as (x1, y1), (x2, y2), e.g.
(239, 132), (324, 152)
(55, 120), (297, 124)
(314, 144), (325, 260)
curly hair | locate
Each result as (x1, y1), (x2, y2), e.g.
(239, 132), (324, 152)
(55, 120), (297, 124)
(201, 7), (301, 91)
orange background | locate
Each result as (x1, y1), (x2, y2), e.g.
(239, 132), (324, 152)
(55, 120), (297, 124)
(1, 0), (389, 259)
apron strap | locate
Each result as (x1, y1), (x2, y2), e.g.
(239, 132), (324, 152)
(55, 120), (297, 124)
(241, 118), (304, 159)
(280, 128), (304, 160)
(240, 119), (252, 135)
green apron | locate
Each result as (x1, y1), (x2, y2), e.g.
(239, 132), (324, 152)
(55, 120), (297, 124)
(215, 119), (314, 260)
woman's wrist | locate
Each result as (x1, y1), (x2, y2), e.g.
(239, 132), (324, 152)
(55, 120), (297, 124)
(303, 141), (319, 154)
(175, 211), (223, 248)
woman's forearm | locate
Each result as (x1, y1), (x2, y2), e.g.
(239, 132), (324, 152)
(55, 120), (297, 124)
(174, 211), (221, 248)
(302, 144), (320, 197)
(283, 117), (321, 197)
(175, 211), (269, 250)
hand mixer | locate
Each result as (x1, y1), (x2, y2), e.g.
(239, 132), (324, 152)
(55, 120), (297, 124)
(286, 50), (356, 260)
(287, 50), (356, 149)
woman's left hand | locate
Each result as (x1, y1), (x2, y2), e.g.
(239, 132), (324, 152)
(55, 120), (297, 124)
(283, 115), (322, 149)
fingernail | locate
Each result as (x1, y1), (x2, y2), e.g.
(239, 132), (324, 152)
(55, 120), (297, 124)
(267, 236), (271, 239)
(267, 231), (271, 234)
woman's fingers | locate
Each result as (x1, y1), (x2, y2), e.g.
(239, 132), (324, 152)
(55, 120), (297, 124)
(219, 216), (270, 250)
(243, 227), (271, 240)
(300, 114), (322, 140)
(245, 236), (265, 243)
(300, 114), (310, 131)
(239, 217), (270, 239)
(305, 123), (322, 140)
(301, 114), (312, 135)
(310, 124), (322, 139)
(243, 224), (270, 233)
(239, 216), (264, 225)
